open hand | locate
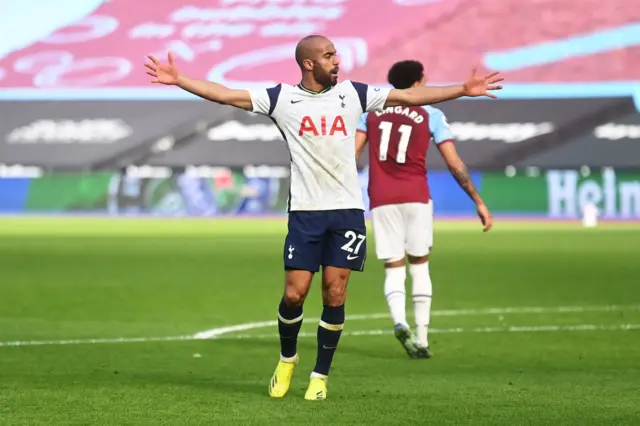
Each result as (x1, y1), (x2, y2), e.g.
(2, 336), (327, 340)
(477, 202), (493, 232)
(463, 66), (504, 98)
(145, 52), (179, 85)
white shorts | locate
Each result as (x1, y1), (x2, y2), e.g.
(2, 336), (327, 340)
(370, 202), (433, 261)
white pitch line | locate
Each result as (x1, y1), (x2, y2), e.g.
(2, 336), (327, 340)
(192, 320), (277, 339)
(428, 304), (640, 317)
(193, 303), (640, 339)
(0, 335), (192, 347)
(1, 304), (639, 348)
(2, 323), (639, 348)
(221, 323), (640, 340)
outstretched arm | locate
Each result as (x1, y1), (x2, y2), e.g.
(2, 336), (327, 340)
(175, 75), (253, 110)
(386, 85), (464, 107)
(438, 142), (493, 232)
(385, 67), (503, 108)
(145, 53), (252, 110)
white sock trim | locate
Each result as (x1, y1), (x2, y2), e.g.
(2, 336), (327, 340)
(280, 353), (297, 363)
(278, 313), (303, 324)
(310, 372), (328, 381)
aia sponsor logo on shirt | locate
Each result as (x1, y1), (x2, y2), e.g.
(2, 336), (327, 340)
(298, 116), (347, 137)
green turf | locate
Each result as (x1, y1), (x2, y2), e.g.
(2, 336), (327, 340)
(1, 218), (639, 425)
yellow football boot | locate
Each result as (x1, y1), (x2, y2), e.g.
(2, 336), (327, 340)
(268, 355), (298, 398)
(304, 376), (327, 401)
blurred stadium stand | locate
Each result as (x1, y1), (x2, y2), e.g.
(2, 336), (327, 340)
(0, 0), (638, 217)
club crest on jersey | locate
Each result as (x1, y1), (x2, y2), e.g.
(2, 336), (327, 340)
(299, 116), (347, 136)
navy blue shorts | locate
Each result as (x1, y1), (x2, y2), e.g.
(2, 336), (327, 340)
(284, 209), (367, 273)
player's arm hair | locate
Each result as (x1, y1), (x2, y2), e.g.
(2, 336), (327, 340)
(355, 131), (368, 160)
(385, 85), (465, 107)
(176, 75), (253, 110)
(438, 142), (484, 205)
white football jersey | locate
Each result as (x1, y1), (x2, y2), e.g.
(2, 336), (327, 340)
(250, 81), (390, 211)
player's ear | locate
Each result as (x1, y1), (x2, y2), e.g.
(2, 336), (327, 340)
(302, 58), (314, 72)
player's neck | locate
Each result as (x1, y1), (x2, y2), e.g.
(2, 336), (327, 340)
(298, 78), (331, 94)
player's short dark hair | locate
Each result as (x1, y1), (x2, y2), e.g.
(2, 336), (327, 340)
(387, 60), (425, 89)
(295, 34), (327, 67)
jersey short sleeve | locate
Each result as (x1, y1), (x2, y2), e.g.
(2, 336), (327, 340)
(357, 112), (369, 133)
(425, 106), (454, 144)
(351, 82), (391, 113)
(365, 85), (391, 112)
(249, 84), (282, 116)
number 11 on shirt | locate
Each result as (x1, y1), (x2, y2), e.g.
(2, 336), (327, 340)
(378, 121), (413, 164)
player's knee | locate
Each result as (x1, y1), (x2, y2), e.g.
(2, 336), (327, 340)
(283, 280), (308, 307)
(283, 286), (307, 307)
(408, 254), (429, 265)
(322, 272), (349, 306)
(324, 285), (346, 306)
(283, 269), (313, 306)
(385, 258), (405, 268)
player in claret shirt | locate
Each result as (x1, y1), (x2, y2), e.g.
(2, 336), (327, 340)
(356, 60), (494, 359)
(145, 37), (502, 400)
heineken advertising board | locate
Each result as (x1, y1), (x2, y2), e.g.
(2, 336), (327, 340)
(0, 168), (638, 219)
(481, 169), (640, 219)
(546, 169), (640, 219)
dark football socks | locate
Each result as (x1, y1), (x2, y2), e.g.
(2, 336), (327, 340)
(313, 304), (345, 377)
(277, 298), (303, 360)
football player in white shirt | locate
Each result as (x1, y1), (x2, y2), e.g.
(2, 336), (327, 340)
(145, 35), (503, 401)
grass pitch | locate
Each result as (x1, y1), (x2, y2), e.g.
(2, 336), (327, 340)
(0, 218), (639, 425)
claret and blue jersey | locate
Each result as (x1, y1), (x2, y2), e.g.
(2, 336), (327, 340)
(357, 105), (455, 209)
(358, 105), (454, 147)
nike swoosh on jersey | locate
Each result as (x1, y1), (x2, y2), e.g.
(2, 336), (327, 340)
(291, 100), (303, 104)
(347, 254), (359, 260)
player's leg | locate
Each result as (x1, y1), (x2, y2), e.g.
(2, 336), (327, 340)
(270, 211), (323, 398)
(371, 205), (420, 357)
(304, 265), (350, 400)
(406, 253), (432, 358)
(371, 205), (408, 328)
(278, 269), (312, 361)
(404, 201), (435, 358)
(304, 209), (365, 400)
